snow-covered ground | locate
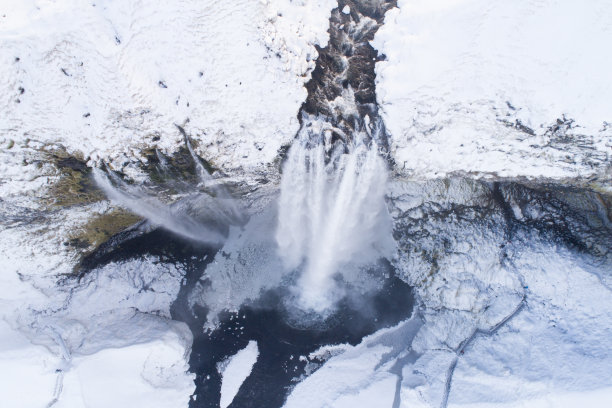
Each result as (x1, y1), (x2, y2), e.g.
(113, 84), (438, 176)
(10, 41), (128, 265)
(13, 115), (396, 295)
(285, 181), (612, 407)
(0, 210), (195, 407)
(374, 0), (612, 181)
(0, 0), (333, 179)
(1, 0), (611, 407)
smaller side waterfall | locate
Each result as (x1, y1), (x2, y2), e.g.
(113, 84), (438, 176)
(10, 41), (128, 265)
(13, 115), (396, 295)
(93, 134), (246, 246)
(276, 118), (395, 312)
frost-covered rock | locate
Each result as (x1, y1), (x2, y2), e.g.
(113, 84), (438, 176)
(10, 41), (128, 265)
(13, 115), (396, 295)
(1, 1), (611, 407)
(0, 1), (337, 405)
(284, 179), (612, 408)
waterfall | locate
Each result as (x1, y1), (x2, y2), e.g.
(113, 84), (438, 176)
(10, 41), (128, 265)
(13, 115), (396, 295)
(93, 138), (246, 245)
(276, 118), (395, 312)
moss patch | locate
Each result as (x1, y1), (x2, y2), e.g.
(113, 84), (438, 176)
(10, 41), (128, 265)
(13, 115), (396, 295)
(68, 209), (142, 252)
(46, 168), (104, 207)
(43, 149), (104, 208)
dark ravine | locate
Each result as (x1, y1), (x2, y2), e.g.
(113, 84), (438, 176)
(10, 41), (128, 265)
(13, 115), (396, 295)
(75, 3), (413, 408)
(184, 269), (413, 408)
(74, 176), (611, 408)
(299, 0), (396, 156)
(302, 0), (396, 124)
(74, 215), (415, 408)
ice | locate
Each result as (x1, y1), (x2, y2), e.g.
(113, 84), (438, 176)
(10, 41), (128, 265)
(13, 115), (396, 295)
(0, 1), (337, 405)
(282, 224), (612, 407)
(219, 341), (259, 408)
(285, 316), (422, 407)
(1, 0), (611, 407)
(0, 201), (195, 406)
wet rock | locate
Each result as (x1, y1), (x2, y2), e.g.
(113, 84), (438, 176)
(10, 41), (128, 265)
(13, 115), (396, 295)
(301, 0), (396, 136)
(57, 156), (88, 172)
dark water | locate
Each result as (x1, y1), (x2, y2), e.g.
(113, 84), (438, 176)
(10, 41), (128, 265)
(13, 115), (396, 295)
(184, 272), (413, 408)
(78, 224), (413, 408)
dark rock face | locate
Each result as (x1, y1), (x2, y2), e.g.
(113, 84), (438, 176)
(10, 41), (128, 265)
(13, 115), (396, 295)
(75, 219), (414, 408)
(62, 1), (612, 407)
(391, 179), (612, 287)
(56, 156), (88, 172)
(498, 183), (612, 263)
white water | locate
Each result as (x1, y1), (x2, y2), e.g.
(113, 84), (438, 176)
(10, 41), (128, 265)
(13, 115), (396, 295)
(276, 120), (395, 312)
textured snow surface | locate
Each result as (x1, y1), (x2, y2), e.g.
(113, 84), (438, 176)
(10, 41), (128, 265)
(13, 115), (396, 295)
(374, 0), (612, 180)
(0, 212), (195, 407)
(0, 320), (194, 408)
(1, 0), (611, 407)
(219, 341), (259, 408)
(0, 126), (196, 406)
(445, 243), (612, 407)
(285, 317), (423, 408)
(0, 0), (333, 177)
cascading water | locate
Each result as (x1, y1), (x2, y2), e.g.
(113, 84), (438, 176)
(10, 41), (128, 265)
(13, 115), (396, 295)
(93, 168), (228, 245)
(276, 117), (395, 312)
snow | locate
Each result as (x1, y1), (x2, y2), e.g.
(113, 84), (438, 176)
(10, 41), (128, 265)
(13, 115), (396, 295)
(0, 321), (60, 408)
(283, 240), (612, 407)
(0, 155), (196, 406)
(285, 339), (395, 407)
(451, 387), (612, 408)
(0, 0), (334, 178)
(0, 319), (194, 408)
(56, 334), (194, 408)
(333, 375), (397, 408)
(374, 0), (612, 181)
(447, 242), (612, 407)
(219, 341), (259, 408)
(0, 212), (196, 406)
(284, 316), (423, 407)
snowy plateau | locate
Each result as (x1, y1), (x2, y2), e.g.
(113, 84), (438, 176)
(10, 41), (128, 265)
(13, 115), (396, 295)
(0, 1), (610, 408)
